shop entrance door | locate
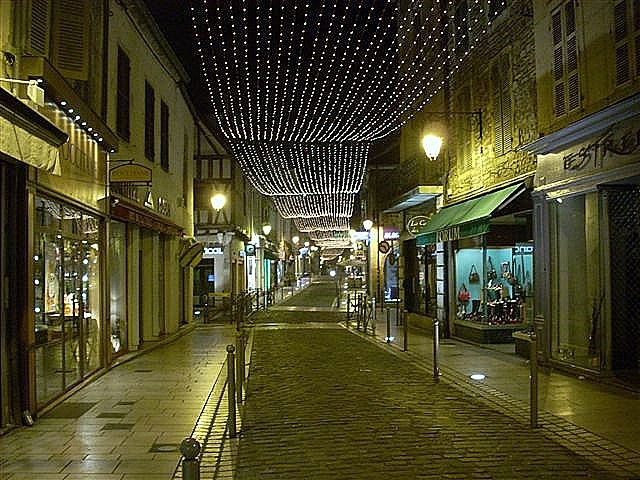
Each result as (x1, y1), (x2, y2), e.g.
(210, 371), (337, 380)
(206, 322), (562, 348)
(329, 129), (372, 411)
(607, 187), (640, 383)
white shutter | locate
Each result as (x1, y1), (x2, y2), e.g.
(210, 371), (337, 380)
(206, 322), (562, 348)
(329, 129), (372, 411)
(51, 0), (90, 80)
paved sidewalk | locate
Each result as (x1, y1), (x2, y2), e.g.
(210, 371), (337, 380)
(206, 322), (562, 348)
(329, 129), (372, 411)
(355, 314), (640, 455)
(236, 325), (634, 479)
(0, 325), (234, 480)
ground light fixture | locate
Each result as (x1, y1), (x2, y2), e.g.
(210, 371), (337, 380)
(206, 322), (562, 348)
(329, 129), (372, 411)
(422, 134), (443, 161)
(210, 193), (226, 210)
(470, 373), (486, 381)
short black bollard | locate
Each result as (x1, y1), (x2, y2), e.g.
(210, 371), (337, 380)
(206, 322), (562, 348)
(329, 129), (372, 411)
(433, 319), (440, 380)
(180, 437), (201, 480)
(226, 345), (237, 437)
(386, 308), (391, 344)
(530, 332), (538, 428)
(236, 332), (244, 405)
(346, 293), (351, 328)
(403, 309), (408, 352)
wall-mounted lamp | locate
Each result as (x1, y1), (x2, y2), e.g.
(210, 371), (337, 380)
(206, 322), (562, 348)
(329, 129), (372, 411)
(362, 219), (373, 231)
(262, 223), (272, 236)
(421, 134), (443, 161)
(210, 193), (226, 211)
(420, 109), (483, 161)
(292, 235), (300, 245)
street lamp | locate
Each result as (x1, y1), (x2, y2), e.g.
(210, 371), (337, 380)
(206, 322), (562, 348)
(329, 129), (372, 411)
(262, 223), (272, 236)
(421, 134), (443, 161)
(210, 193), (226, 210)
(363, 219), (373, 297)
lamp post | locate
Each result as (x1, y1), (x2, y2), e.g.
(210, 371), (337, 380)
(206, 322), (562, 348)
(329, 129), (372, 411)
(363, 219), (372, 298)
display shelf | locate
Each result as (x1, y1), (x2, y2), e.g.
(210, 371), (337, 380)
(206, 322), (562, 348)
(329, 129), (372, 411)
(454, 318), (523, 344)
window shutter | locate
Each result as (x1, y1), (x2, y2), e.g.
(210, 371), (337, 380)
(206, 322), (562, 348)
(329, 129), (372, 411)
(51, 0), (90, 80)
(28, 0), (51, 56)
(615, 1), (628, 41)
(616, 43), (630, 84)
(116, 47), (131, 140)
(501, 56), (512, 152)
(635, 0), (640, 30)
(636, 35), (640, 76)
(145, 82), (155, 161)
(554, 83), (566, 116)
(491, 63), (504, 156)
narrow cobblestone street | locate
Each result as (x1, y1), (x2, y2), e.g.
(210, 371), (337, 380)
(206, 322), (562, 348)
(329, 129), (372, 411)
(236, 326), (627, 479)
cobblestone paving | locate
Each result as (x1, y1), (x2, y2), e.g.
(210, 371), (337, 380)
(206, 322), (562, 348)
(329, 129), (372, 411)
(237, 327), (628, 479)
(277, 280), (340, 307)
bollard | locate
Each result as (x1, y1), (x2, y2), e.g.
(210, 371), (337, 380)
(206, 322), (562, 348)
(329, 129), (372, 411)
(386, 308), (391, 344)
(236, 332), (244, 405)
(255, 289), (260, 311)
(356, 294), (362, 330)
(346, 293), (351, 328)
(371, 298), (376, 334)
(180, 437), (201, 480)
(403, 309), (408, 352)
(433, 319), (440, 380)
(530, 332), (538, 428)
(226, 345), (237, 437)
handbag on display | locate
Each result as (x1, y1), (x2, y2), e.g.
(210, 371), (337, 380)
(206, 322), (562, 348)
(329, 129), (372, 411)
(458, 283), (471, 303)
(487, 257), (497, 280)
(468, 264), (480, 283)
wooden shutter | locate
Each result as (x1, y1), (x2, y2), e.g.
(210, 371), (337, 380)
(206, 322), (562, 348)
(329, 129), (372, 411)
(552, 10), (565, 116)
(51, 0), (90, 80)
(552, 1), (579, 116)
(160, 101), (169, 171)
(491, 54), (512, 156)
(145, 82), (155, 161)
(28, 0), (51, 56)
(116, 47), (131, 140)
(615, 0), (630, 85)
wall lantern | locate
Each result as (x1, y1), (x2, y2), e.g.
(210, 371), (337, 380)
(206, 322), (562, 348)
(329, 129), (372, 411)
(210, 193), (227, 211)
(421, 134), (443, 161)
(262, 223), (272, 236)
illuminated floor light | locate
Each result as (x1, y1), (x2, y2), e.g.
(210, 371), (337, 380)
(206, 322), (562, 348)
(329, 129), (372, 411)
(470, 373), (486, 381)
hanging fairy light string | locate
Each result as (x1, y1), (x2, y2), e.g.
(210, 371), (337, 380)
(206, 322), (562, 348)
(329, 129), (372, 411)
(190, 0), (497, 226)
(295, 217), (350, 233)
(274, 194), (355, 219)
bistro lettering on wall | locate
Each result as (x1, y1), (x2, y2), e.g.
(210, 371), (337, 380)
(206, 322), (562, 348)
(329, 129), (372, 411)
(563, 126), (640, 171)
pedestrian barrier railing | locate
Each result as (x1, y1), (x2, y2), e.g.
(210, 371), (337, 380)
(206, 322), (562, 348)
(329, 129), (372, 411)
(346, 292), (376, 335)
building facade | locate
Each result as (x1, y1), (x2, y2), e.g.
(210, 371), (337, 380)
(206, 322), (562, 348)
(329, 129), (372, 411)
(524, 0), (640, 384)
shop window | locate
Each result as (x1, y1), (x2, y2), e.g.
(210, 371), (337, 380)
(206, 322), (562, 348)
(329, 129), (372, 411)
(33, 197), (102, 407)
(109, 221), (127, 355)
(550, 194), (601, 369)
(552, 0), (580, 117)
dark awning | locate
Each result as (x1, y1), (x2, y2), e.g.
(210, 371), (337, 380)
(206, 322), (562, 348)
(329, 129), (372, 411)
(416, 183), (526, 245)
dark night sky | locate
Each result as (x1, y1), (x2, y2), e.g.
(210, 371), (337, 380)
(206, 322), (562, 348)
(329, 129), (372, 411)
(143, 0), (210, 112)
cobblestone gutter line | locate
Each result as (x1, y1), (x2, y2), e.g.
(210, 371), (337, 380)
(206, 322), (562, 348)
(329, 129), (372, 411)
(349, 327), (640, 479)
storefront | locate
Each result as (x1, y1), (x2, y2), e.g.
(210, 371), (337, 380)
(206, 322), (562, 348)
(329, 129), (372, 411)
(33, 196), (103, 407)
(416, 182), (534, 344)
(525, 95), (640, 384)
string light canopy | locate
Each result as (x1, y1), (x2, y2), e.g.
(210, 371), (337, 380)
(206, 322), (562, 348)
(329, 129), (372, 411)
(273, 194), (355, 219)
(189, 0), (502, 242)
(295, 217), (350, 233)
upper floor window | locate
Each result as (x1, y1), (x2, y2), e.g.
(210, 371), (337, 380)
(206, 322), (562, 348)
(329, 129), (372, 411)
(613, 0), (640, 85)
(116, 47), (130, 140)
(552, 0), (580, 117)
(491, 53), (513, 156)
(144, 81), (155, 161)
(160, 100), (169, 171)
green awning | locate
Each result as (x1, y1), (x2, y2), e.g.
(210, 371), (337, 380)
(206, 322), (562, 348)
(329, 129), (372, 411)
(416, 183), (525, 245)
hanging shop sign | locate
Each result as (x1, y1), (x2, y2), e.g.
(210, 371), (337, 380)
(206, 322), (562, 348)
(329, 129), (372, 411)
(384, 230), (400, 241)
(245, 244), (256, 256)
(203, 246), (224, 258)
(378, 240), (391, 254)
(407, 215), (431, 236)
